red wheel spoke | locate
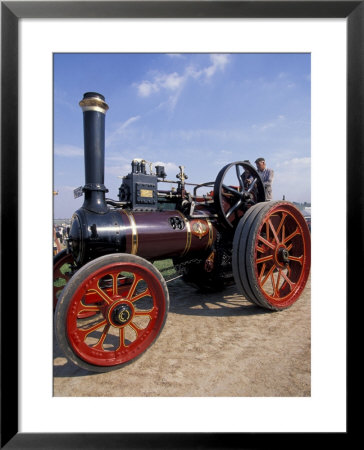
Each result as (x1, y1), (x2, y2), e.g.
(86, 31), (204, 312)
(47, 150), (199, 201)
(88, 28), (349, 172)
(265, 222), (270, 242)
(88, 287), (113, 305)
(80, 302), (102, 311)
(280, 270), (295, 290)
(268, 218), (280, 244)
(258, 234), (276, 250)
(270, 271), (276, 293)
(130, 288), (151, 303)
(134, 310), (153, 318)
(259, 263), (266, 281)
(276, 213), (287, 239)
(78, 305), (102, 317)
(256, 244), (267, 253)
(283, 227), (300, 244)
(128, 321), (142, 337)
(75, 297), (103, 316)
(112, 273), (119, 296)
(117, 327), (125, 350)
(261, 265), (275, 287)
(288, 255), (304, 265)
(274, 269), (282, 297)
(256, 254), (273, 264)
(126, 274), (144, 300)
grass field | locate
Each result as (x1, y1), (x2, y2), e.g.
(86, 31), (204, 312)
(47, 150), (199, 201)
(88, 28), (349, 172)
(54, 257), (177, 289)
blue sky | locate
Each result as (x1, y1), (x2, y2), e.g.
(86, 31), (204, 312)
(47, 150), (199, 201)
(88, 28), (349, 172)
(53, 53), (310, 219)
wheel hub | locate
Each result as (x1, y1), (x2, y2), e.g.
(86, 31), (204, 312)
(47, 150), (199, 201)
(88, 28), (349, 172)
(108, 301), (133, 327)
(276, 245), (290, 265)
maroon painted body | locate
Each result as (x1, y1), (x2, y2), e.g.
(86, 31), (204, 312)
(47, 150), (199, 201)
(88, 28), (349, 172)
(119, 209), (216, 260)
(69, 205), (217, 266)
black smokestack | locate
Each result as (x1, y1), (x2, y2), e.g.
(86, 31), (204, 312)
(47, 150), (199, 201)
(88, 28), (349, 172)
(79, 92), (109, 213)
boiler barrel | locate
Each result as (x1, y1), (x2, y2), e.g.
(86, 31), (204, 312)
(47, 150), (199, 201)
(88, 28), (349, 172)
(69, 208), (216, 265)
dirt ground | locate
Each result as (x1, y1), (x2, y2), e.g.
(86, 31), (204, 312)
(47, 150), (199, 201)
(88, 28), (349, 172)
(53, 276), (310, 397)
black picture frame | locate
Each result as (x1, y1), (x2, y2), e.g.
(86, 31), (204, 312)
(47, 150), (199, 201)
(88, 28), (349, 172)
(1, 1), (357, 448)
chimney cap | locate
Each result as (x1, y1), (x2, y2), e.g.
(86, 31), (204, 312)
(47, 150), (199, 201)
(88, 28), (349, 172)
(79, 92), (109, 114)
(83, 92), (106, 101)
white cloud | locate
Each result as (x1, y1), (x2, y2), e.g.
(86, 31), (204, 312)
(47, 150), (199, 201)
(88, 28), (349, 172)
(160, 72), (185, 91)
(137, 80), (159, 97)
(136, 72), (185, 98)
(105, 163), (131, 177)
(106, 115), (141, 145)
(54, 145), (83, 157)
(252, 114), (286, 132)
(185, 54), (230, 81)
(279, 157), (311, 168)
(122, 116), (141, 128)
(134, 54), (231, 107)
(205, 54), (230, 78)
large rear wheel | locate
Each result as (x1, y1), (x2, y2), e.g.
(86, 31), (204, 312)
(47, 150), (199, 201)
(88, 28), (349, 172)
(233, 201), (311, 310)
(55, 253), (169, 372)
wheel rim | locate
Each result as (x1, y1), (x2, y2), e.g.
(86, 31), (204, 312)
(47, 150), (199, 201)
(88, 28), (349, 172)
(252, 203), (310, 308)
(214, 161), (266, 229)
(53, 252), (74, 310)
(66, 262), (167, 367)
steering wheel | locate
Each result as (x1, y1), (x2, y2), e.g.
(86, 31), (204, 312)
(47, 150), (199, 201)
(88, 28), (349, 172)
(213, 161), (266, 229)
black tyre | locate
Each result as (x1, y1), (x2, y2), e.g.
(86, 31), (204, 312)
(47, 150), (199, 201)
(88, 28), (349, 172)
(232, 202), (270, 307)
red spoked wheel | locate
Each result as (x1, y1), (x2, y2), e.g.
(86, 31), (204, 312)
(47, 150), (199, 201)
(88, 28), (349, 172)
(53, 250), (75, 310)
(55, 253), (169, 372)
(232, 201), (311, 310)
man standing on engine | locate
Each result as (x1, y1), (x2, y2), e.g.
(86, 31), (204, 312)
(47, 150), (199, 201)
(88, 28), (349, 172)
(255, 157), (274, 200)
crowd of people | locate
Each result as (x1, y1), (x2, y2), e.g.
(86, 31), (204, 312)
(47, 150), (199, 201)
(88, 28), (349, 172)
(54, 224), (69, 243)
(53, 223), (70, 255)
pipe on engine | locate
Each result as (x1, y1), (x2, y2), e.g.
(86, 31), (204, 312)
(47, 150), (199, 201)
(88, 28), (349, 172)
(79, 92), (109, 214)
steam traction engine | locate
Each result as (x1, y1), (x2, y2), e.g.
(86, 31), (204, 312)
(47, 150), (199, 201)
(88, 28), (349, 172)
(54, 92), (311, 372)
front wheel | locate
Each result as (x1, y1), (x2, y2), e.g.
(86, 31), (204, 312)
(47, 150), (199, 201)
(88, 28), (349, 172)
(55, 253), (169, 372)
(232, 201), (311, 310)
